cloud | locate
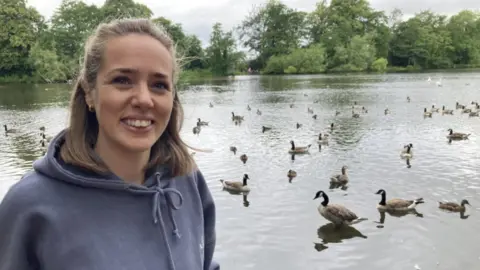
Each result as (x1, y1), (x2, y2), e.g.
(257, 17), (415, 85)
(27, 0), (480, 47)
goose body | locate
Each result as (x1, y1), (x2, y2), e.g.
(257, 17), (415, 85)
(220, 174), (250, 192)
(431, 105), (440, 112)
(375, 189), (424, 211)
(231, 112), (244, 121)
(317, 133), (329, 145)
(330, 166), (348, 184)
(307, 107), (314, 114)
(197, 118), (209, 126)
(455, 102), (464, 109)
(439, 199), (470, 212)
(41, 133), (52, 143)
(262, 126), (272, 133)
(469, 111), (479, 117)
(209, 102), (214, 108)
(256, 109), (262, 115)
(288, 140), (311, 154)
(400, 143), (413, 158)
(352, 110), (360, 118)
(423, 108), (432, 117)
(446, 128), (470, 140)
(287, 169), (297, 178)
(193, 123), (201, 134)
(3, 125), (19, 134)
(442, 106), (454, 115)
(314, 191), (367, 226)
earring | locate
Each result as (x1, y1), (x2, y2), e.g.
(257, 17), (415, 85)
(88, 105), (94, 112)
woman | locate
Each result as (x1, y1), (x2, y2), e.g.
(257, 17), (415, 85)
(0, 19), (219, 270)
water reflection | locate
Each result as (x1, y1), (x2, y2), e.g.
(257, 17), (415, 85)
(314, 223), (367, 252)
(375, 209), (424, 228)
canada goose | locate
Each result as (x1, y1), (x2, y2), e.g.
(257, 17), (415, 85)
(313, 190), (367, 227)
(192, 123), (201, 135)
(439, 199), (470, 212)
(296, 123), (302, 129)
(262, 126), (272, 133)
(220, 174), (250, 192)
(240, 154), (248, 164)
(330, 166), (348, 185)
(288, 140), (311, 154)
(375, 189), (424, 211)
(361, 107), (368, 113)
(455, 102), (464, 109)
(229, 146), (237, 155)
(469, 111), (479, 117)
(431, 105), (440, 112)
(400, 144), (413, 158)
(3, 125), (19, 134)
(384, 108), (389, 115)
(247, 105), (251, 111)
(352, 110), (360, 118)
(231, 112), (244, 121)
(41, 133), (52, 143)
(335, 110), (341, 116)
(312, 114), (317, 120)
(423, 108), (432, 117)
(209, 102), (214, 108)
(287, 169), (297, 179)
(256, 109), (262, 115)
(317, 133), (328, 145)
(330, 123), (334, 130)
(407, 96), (410, 102)
(197, 118), (209, 126)
(461, 106), (472, 114)
(307, 107), (314, 114)
(40, 140), (47, 148)
(446, 128), (470, 140)
(289, 104), (294, 108)
(442, 106), (454, 115)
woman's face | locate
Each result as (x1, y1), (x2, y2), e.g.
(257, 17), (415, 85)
(86, 33), (174, 154)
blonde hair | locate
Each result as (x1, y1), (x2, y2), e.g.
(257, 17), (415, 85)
(60, 18), (196, 177)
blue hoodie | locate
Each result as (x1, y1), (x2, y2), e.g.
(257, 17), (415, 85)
(0, 130), (220, 270)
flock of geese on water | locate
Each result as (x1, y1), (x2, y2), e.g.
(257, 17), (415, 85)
(188, 96), (479, 228)
(2, 94), (478, 228)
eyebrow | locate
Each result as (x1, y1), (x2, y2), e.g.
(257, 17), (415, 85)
(107, 68), (170, 80)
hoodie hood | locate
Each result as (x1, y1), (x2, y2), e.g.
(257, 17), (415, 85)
(33, 129), (185, 270)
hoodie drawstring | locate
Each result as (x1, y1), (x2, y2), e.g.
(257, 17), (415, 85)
(149, 172), (184, 270)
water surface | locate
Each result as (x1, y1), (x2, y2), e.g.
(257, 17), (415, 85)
(1, 73), (479, 269)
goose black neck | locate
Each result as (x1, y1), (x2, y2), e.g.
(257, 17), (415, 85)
(318, 134), (322, 140)
(290, 141), (295, 150)
(321, 192), (329, 206)
(379, 192), (386, 205)
(243, 177), (248, 186)
(341, 167), (346, 175)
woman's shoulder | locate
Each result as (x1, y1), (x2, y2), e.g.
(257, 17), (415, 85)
(0, 170), (57, 211)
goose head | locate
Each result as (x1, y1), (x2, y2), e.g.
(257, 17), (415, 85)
(313, 190), (325, 200)
(375, 189), (386, 195)
(461, 199), (470, 206)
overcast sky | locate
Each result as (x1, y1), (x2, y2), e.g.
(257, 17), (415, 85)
(27, 0), (480, 46)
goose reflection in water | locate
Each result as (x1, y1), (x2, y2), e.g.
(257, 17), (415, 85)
(222, 189), (250, 208)
(313, 223), (367, 252)
(375, 209), (424, 228)
(406, 158), (412, 169)
(329, 182), (348, 191)
(242, 194), (250, 207)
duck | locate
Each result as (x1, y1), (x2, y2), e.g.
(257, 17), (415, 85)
(3, 124), (19, 134)
(423, 108), (432, 117)
(197, 118), (209, 126)
(262, 126), (272, 133)
(431, 105), (440, 112)
(240, 154), (248, 164)
(330, 166), (348, 185)
(313, 190), (367, 227)
(317, 133), (328, 145)
(231, 112), (244, 121)
(288, 140), (311, 154)
(229, 146), (237, 155)
(375, 189), (424, 211)
(400, 143), (413, 158)
(287, 169), (297, 179)
(446, 128), (470, 140)
(256, 109), (262, 115)
(220, 174), (250, 193)
(192, 123), (201, 135)
(352, 110), (360, 118)
(438, 199), (470, 212)
(442, 106), (454, 115)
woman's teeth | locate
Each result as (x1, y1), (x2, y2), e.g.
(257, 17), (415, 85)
(125, 119), (152, 128)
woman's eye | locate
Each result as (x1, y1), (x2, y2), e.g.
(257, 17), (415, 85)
(111, 76), (131, 85)
(152, 82), (169, 91)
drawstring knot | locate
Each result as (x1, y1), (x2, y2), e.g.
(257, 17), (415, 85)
(151, 173), (183, 238)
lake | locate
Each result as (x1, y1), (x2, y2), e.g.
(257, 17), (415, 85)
(1, 73), (480, 270)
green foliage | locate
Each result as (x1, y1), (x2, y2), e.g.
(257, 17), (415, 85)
(264, 44), (326, 74)
(370, 58), (388, 73)
(4, 0), (480, 83)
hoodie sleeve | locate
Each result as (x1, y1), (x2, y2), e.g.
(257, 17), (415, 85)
(0, 183), (40, 270)
(195, 170), (220, 270)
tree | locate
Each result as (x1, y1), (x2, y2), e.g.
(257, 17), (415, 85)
(206, 23), (243, 76)
(101, 0), (152, 21)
